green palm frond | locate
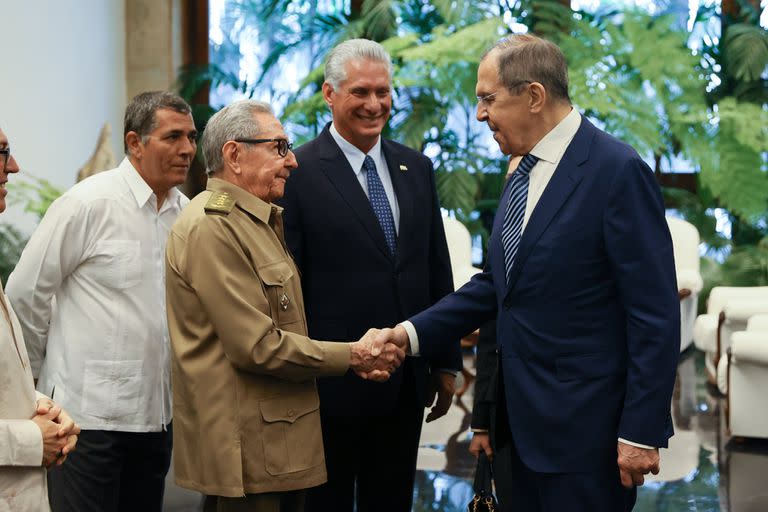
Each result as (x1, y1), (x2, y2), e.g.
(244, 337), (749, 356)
(724, 23), (768, 82)
(436, 167), (478, 214)
(699, 130), (767, 220)
(361, 0), (397, 40)
(398, 18), (504, 65)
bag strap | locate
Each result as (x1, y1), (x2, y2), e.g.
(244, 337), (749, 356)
(473, 452), (494, 495)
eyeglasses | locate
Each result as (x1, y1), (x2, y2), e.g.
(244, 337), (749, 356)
(235, 138), (293, 157)
(476, 81), (533, 106)
(0, 147), (9, 173)
(476, 92), (498, 107)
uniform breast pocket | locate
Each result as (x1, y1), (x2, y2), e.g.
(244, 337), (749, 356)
(257, 260), (300, 327)
(89, 240), (142, 289)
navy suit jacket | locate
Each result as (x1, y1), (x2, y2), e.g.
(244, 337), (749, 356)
(411, 117), (680, 472)
(278, 125), (460, 416)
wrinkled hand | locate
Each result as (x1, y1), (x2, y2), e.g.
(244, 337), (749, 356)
(469, 432), (493, 460)
(350, 328), (405, 382)
(36, 399), (80, 466)
(425, 372), (455, 422)
(32, 406), (68, 467)
(617, 442), (660, 488)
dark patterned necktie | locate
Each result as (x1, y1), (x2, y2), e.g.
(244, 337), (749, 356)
(501, 154), (539, 284)
(363, 155), (397, 258)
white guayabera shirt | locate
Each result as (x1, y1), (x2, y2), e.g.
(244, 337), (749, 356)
(6, 158), (188, 432)
(0, 280), (49, 512)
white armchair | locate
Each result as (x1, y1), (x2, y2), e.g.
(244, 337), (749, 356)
(693, 286), (768, 382)
(666, 217), (703, 352)
(442, 217), (482, 291)
(716, 324), (768, 438)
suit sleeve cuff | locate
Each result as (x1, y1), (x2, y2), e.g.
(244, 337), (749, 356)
(437, 368), (457, 376)
(0, 420), (43, 466)
(399, 321), (420, 356)
(471, 428), (489, 434)
(618, 438), (655, 450)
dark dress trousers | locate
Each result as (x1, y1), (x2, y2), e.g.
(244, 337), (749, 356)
(411, 117), (680, 511)
(278, 125), (460, 512)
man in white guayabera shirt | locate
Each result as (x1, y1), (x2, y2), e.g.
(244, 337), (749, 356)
(0, 126), (80, 512)
(6, 91), (197, 512)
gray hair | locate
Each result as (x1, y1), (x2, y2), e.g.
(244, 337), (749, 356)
(324, 39), (393, 90)
(123, 91), (192, 153)
(202, 99), (274, 175)
(484, 34), (571, 102)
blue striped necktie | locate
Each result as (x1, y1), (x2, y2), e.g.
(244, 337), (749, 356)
(501, 154), (539, 284)
(363, 155), (397, 258)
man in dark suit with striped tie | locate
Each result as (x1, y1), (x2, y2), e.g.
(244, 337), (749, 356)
(278, 39), (460, 512)
(376, 33), (680, 511)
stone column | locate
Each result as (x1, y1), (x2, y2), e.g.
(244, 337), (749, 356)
(125, 0), (183, 100)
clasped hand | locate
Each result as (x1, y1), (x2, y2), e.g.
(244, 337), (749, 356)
(349, 328), (406, 382)
(33, 399), (81, 468)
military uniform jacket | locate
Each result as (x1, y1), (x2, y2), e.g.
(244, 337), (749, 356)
(165, 178), (351, 497)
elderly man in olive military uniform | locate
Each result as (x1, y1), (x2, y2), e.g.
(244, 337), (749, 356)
(165, 99), (404, 512)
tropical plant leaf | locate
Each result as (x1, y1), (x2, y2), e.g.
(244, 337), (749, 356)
(0, 224), (27, 284)
(724, 23), (768, 82)
(699, 130), (768, 220)
(436, 167), (478, 214)
(398, 18), (503, 66)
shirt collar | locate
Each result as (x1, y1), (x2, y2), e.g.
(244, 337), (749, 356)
(329, 122), (383, 175)
(528, 108), (581, 164)
(206, 177), (275, 225)
(118, 157), (186, 212)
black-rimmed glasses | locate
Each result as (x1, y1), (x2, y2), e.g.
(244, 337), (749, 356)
(0, 147), (9, 173)
(235, 138), (293, 157)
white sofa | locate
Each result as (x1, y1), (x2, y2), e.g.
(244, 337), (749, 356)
(716, 316), (768, 438)
(693, 286), (768, 382)
(666, 217), (703, 352)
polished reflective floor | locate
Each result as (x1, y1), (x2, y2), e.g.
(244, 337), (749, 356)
(163, 349), (768, 511)
(412, 349), (768, 512)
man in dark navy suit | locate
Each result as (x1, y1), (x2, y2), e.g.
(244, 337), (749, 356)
(377, 34), (680, 511)
(278, 39), (460, 512)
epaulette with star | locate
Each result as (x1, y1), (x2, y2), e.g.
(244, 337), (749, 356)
(204, 191), (235, 215)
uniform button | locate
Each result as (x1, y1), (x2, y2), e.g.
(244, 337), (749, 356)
(503, 299), (512, 309)
(287, 409), (295, 418)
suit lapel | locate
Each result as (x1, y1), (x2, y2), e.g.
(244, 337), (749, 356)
(504, 118), (595, 295)
(382, 140), (413, 264)
(316, 128), (394, 261)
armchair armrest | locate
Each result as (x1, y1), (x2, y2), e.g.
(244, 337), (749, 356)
(746, 314), (768, 331)
(730, 331), (768, 365)
(717, 352), (729, 394)
(693, 314), (718, 352)
(723, 299), (768, 323)
(677, 268), (703, 294)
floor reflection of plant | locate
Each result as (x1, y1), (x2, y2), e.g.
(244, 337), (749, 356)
(412, 470), (473, 512)
(634, 446), (721, 511)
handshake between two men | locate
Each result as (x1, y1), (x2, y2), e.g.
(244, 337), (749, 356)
(347, 326), (411, 382)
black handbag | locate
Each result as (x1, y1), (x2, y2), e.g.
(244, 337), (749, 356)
(467, 452), (498, 512)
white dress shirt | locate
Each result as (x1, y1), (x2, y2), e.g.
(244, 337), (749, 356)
(401, 109), (653, 448)
(329, 123), (400, 234)
(0, 280), (49, 512)
(6, 158), (188, 432)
